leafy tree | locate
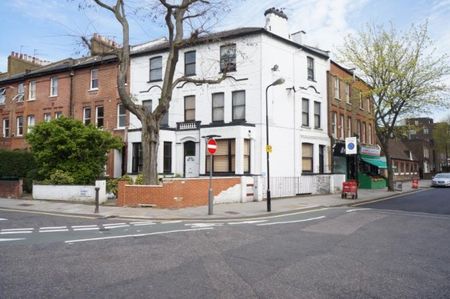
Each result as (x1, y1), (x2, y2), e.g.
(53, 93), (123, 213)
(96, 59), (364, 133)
(93, 0), (229, 185)
(339, 23), (450, 191)
(433, 121), (450, 169)
(26, 117), (122, 185)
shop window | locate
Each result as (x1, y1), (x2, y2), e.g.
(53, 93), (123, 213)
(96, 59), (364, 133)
(206, 139), (236, 173)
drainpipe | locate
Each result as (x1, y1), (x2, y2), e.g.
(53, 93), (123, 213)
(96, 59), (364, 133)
(69, 69), (74, 117)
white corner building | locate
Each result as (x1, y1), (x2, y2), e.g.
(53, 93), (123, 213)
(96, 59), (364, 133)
(126, 8), (332, 197)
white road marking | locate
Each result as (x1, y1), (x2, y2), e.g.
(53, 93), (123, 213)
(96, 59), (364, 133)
(185, 223), (223, 228)
(40, 226), (67, 230)
(73, 227), (99, 231)
(72, 225), (98, 228)
(0, 218), (8, 221)
(257, 216), (326, 226)
(0, 237), (25, 242)
(228, 220), (268, 225)
(161, 220), (182, 224)
(346, 208), (371, 213)
(65, 227), (213, 244)
(102, 224), (130, 229)
(103, 223), (127, 227)
(39, 229), (69, 233)
(0, 231), (33, 234)
(1, 228), (34, 231)
(130, 222), (156, 226)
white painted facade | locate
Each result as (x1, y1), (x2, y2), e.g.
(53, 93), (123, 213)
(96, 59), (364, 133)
(126, 10), (331, 190)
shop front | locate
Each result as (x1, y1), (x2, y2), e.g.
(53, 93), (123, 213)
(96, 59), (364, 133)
(358, 145), (387, 189)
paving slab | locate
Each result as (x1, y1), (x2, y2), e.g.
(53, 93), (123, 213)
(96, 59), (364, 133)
(0, 180), (431, 220)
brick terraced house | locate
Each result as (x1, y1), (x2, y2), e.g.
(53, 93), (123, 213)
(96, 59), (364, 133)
(0, 35), (128, 177)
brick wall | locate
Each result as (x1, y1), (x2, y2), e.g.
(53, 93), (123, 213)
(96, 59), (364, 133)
(0, 179), (22, 198)
(117, 177), (241, 208)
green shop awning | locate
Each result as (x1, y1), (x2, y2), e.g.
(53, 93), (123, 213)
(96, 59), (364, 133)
(360, 155), (387, 169)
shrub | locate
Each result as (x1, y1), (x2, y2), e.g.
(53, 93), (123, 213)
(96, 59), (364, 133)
(26, 117), (122, 185)
(106, 175), (133, 196)
(134, 174), (144, 185)
(43, 170), (75, 185)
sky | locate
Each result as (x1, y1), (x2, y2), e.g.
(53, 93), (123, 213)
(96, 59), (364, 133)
(0, 0), (449, 120)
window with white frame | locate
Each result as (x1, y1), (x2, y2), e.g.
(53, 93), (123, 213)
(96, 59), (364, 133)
(232, 90), (245, 121)
(83, 107), (91, 125)
(149, 56), (162, 81)
(55, 111), (62, 119)
(331, 112), (337, 137)
(347, 117), (352, 137)
(184, 96), (195, 121)
(302, 98), (309, 127)
(0, 88), (5, 104)
(184, 51), (196, 76)
(44, 113), (51, 122)
(334, 77), (340, 99)
(212, 92), (224, 122)
(17, 83), (24, 102)
(314, 101), (321, 129)
(16, 116), (23, 136)
(117, 104), (126, 128)
(345, 83), (350, 103)
(307, 57), (315, 81)
(359, 92), (364, 109)
(220, 44), (236, 72)
(2, 118), (9, 137)
(27, 115), (35, 133)
(362, 122), (366, 143)
(302, 143), (313, 173)
(90, 69), (99, 89)
(29, 81), (36, 100)
(96, 106), (104, 128)
(340, 114), (345, 139)
(347, 116), (353, 137)
(50, 77), (58, 96)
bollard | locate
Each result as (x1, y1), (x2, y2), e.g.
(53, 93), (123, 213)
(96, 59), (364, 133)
(94, 187), (100, 213)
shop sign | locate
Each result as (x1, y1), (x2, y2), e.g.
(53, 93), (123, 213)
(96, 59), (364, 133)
(360, 144), (381, 156)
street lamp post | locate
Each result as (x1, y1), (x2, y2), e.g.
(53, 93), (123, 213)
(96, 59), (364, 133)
(265, 78), (285, 212)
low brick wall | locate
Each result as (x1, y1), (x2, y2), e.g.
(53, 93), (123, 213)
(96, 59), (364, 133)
(0, 179), (23, 198)
(117, 177), (241, 208)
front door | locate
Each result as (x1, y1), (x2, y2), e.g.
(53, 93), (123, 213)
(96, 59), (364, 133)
(184, 141), (196, 177)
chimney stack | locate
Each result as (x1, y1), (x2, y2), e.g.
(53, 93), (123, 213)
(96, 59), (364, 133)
(90, 33), (120, 56)
(264, 7), (289, 39)
(291, 30), (306, 45)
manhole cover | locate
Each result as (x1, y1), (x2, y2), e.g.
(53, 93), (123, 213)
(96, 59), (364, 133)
(18, 203), (33, 207)
(225, 211), (239, 215)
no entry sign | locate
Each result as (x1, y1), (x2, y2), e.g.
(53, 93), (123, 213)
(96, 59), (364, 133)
(207, 138), (217, 155)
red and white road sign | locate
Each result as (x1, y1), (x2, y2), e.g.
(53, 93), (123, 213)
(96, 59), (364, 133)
(207, 138), (217, 155)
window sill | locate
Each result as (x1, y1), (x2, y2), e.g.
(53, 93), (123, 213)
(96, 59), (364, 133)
(27, 99), (36, 102)
(49, 95), (58, 98)
(219, 69), (236, 74)
(359, 107), (364, 111)
(334, 98), (341, 101)
(314, 127), (322, 130)
(184, 73), (196, 77)
(147, 79), (163, 83)
(114, 127), (126, 131)
(307, 79), (317, 83)
(88, 88), (99, 92)
(301, 125), (311, 129)
(346, 102), (351, 105)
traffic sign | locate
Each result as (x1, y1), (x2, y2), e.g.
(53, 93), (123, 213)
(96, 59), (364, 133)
(207, 138), (217, 155)
(265, 145), (272, 153)
(345, 137), (357, 155)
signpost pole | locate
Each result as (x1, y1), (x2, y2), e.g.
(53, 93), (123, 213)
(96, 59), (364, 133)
(208, 153), (213, 215)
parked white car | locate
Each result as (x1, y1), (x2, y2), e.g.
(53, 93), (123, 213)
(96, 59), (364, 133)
(431, 173), (450, 187)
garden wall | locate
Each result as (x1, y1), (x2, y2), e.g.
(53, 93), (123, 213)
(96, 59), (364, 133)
(33, 180), (106, 203)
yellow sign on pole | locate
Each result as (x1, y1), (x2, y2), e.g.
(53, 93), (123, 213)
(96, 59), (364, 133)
(266, 145), (272, 153)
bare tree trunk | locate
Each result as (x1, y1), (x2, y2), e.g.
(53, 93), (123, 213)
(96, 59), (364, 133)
(141, 116), (160, 185)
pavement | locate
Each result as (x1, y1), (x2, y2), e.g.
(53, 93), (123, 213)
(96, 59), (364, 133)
(0, 180), (431, 220)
